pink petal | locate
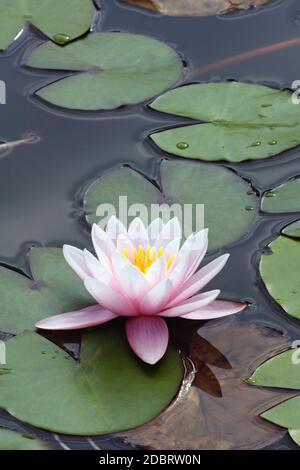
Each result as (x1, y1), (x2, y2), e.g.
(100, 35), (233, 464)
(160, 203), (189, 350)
(156, 218), (181, 248)
(63, 245), (90, 280)
(181, 300), (247, 320)
(161, 290), (220, 317)
(84, 277), (138, 316)
(167, 254), (229, 308)
(145, 257), (166, 285)
(116, 234), (135, 261)
(84, 249), (113, 286)
(35, 305), (117, 330)
(126, 316), (169, 364)
(139, 278), (173, 315)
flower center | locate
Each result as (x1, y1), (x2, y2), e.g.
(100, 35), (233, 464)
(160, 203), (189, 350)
(123, 245), (174, 274)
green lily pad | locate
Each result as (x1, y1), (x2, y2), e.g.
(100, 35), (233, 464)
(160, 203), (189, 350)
(282, 220), (300, 239)
(0, 0), (95, 50)
(261, 179), (300, 213)
(0, 327), (183, 435)
(26, 32), (183, 110)
(289, 429), (300, 446)
(0, 429), (48, 450)
(84, 159), (257, 250)
(149, 82), (300, 162)
(260, 235), (300, 320)
(0, 247), (93, 335)
(248, 349), (300, 431)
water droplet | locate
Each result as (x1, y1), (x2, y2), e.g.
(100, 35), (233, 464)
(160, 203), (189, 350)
(258, 114), (266, 119)
(51, 356), (56, 360)
(261, 103), (272, 108)
(53, 33), (71, 45)
(292, 289), (298, 295)
(41, 351), (46, 355)
(176, 142), (189, 150)
(247, 141), (261, 148)
(245, 206), (254, 211)
(265, 191), (276, 198)
(268, 140), (277, 146)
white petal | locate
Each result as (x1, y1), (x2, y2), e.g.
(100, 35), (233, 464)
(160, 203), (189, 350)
(139, 278), (173, 315)
(147, 218), (164, 245)
(161, 290), (220, 317)
(83, 249), (113, 286)
(84, 277), (138, 316)
(128, 217), (149, 247)
(116, 234), (135, 261)
(119, 264), (149, 302)
(63, 245), (89, 281)
(156, 217), (181, 247)
(164, 238), (181, 258)
(145, 257), (166, 285)
(91, 223), (115, 259)
(106, 215), (127, 242)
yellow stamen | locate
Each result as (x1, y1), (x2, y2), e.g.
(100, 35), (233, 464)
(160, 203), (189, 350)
(122, 244), (175, 273)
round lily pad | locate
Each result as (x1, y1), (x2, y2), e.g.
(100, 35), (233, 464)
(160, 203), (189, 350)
(150, 82), (300, 162)
(0, 326), (183, 435)
(261, 179), (300, 213)
(282, 219), (300, 239)
(26, 32), (183, 110)
(260, 234), (300, 320)
(0, 0), (95, 50)
(0, 247), (93, 335)
(84, 160), (257, 251)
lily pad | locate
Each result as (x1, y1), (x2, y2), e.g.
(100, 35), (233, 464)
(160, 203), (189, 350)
(260, 235), (300, 320)
(121, 0), (272, 16)
(84, 159), (257, 250)
(0, 247), (93, 335)
(0, 0), (95, 50)
(121, 318), (293, 450)
(282, 220), (300, 239)
(248, 349), (300, 433)
(261, 179), (300, 213)
(0, 326), (183, 435)
(26, 32), (183, 110)
(289, 429), (300, 446)
(0, 429), (48, 450)
(150, 82), (300, 162)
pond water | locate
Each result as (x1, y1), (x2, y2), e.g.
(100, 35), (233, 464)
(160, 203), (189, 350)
(0, 0), (300, 450)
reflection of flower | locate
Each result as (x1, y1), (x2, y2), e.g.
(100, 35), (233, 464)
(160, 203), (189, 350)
(36, 217), (245, 364)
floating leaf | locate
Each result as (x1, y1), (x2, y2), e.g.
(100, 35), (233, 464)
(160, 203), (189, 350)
(0, 429), (48, 450)
(249, 349), (300, 431)
(26, 32), (183, 110)
(0, 0), (95, 50)
(261, 179), (300, 213)
(0, 247), (93, 335)
(121, 318), (293, 450)
(121, 0), (272, 16)
(84, 160), (257, 250)
(260, 235), (300, 320)
(0, 326), (183, 435)
(289, 429), (300, 446)
(282, 219), (300, 239)
(150, 82), (300, 162)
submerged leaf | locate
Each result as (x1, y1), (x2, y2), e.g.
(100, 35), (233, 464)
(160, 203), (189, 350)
(26, 32), (183, 110)
(84, 159), (257, 250)
(150, 83), (300, 162)
(0, 429), (48, 450)
(261, 179), (300, 213)
(0, 0), (95, 50)
(0, 247), (93, 335)
(260, 234), (300, 320)
(121, 0), (272, 16)
(0, 325), (183, 435)
(121, 318), (293, 450)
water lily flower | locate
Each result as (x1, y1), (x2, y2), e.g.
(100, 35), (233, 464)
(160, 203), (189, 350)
(35, 216), (246, 364)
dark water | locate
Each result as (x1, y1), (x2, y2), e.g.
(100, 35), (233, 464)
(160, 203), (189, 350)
(0, 0), (300, 450)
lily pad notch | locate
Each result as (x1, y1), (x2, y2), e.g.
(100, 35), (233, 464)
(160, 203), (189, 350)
(149, 82), (300, 162)
(25, 32), (183, 110)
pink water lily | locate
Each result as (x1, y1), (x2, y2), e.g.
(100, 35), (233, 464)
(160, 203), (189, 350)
(35, 216), (246, 364)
